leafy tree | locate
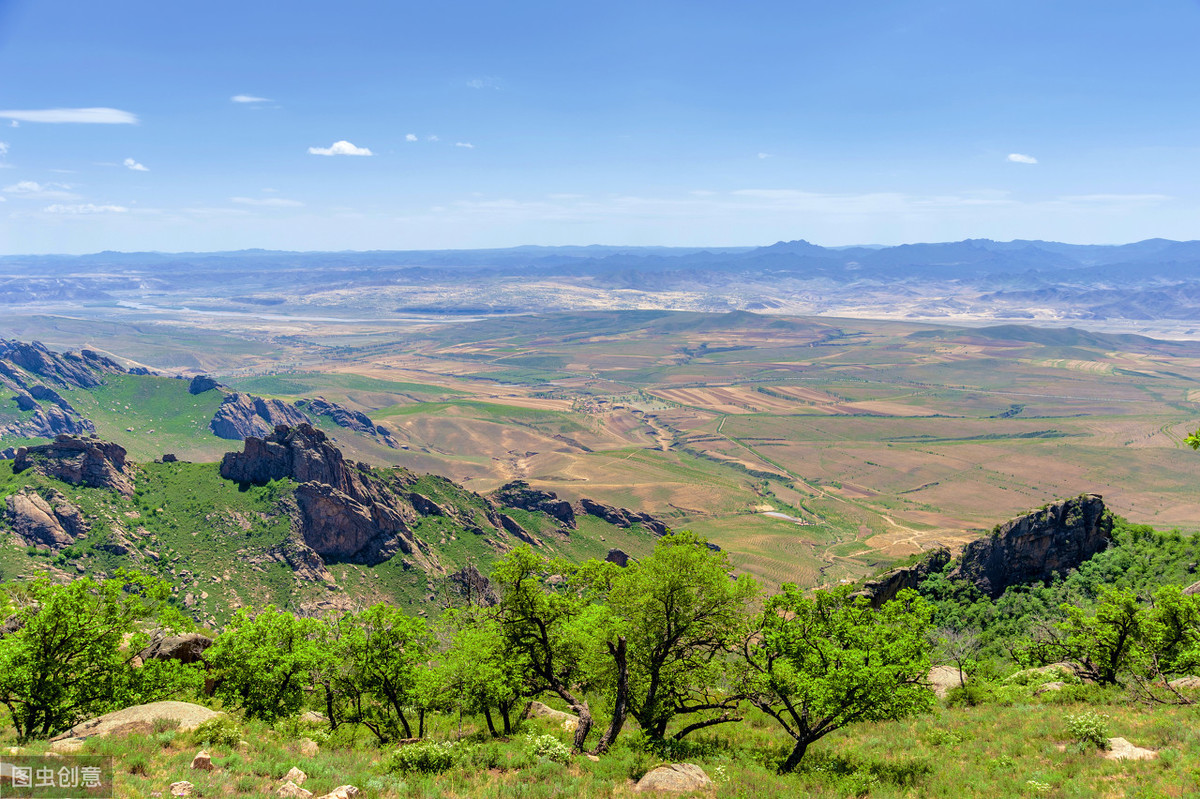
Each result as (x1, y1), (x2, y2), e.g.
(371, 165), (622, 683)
(437, 607), (527, 737)
(1024, 587), (1142, 685)
(932, 626), (981, 688)
(608, 531), (757, 741)
(333, 604), (433, 742)
(490, 547), (627, 753)
(0, 571), (184, 740)
(742, 586), (935, 773)
(205, 605), (328, 722)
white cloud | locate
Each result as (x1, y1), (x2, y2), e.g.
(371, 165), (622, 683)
(8, 121), (17, 128)
(405, 133), (418, 142)
(0, 107), (137, 124)
(757, 152), (772, 159)
(427, 135), (439, 142)
(123, 157), (149, 172)
(455, 142), (475, 149)
(231, 94), (271, 103)
(43, 203), (128, 214)
(0, 142), (7, 156)
(466, 77), (502, 90)
(230, 196), (304, 207)
(3, 180), (79, 200)
(307, 140), (373, 156)
(1007, 153), (1038, 164)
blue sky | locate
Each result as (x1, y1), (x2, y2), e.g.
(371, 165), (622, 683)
(2, 0), (1199, 253)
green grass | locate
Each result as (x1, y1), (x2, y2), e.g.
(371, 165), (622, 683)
(225, 372), (464, 398)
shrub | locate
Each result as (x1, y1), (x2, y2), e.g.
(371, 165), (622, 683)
(524, 733), (571, 764)
(387, 740), (462, 774)
(923, 727), (971, 746)
(1065, 711), (1110, 749)
(191, 715), (244, 749)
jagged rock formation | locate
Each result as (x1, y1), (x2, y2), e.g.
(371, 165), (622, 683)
(139, 633), (214, 665)
(12, 435), (135, 496)
(220, 424), (426, 566)
(448, 563), (500, 605)
(301, 397), (398, 447)
(210, 393), (311, 440)
(0, 340), (121, 439)
(605, 548), (632, 567)
(491, 481), (577, 527)
(188, 375), (220, 394)
(576, 498), (670, 536)
(950, 494), (1113, 598)
(853, 547), (951, 608)
(4, 488), (89, 549)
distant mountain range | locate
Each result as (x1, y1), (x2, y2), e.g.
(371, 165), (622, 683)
(5, 238), (1200, 325)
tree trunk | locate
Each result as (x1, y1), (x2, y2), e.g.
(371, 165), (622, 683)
(499, 700), (512, 735)
(483, 705), (499, 737)
(590, 636), (629, 755)
(397, 708), (413, 739)
(780, 738), (809, 773)
(418, 709), (425, 739)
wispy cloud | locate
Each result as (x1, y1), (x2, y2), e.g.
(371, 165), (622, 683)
(307, 140), (373, 156)
(0, 142), (7, 156)
(427, 135), (439, 142)
(405, 133), (418, 142)
(466, 76), (502, 90)
(231, 94), (271, 104)
(123, 157), (149, 172)
(0, 108), (137, 124)
(455, 142), (475, 149)
(1007, 153), (1038, 164)
(43, 203), (128, 214)
(757, 152), (772, 159)
(3, 180), (79, 200)
(230, 196), (304, 207)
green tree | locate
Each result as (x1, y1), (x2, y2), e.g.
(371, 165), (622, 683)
(0, 571), (183, 741)
(205, 606), (328, 722)
(608, 531), (757, 741)
(334, 604), (433, 743)
(742, 586), (935, 773)
(437, 607), (527, 737)
(490, 547), (627, 753)
(1024, 587), (1142, 685)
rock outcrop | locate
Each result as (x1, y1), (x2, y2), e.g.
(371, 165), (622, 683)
(12, 435), (135, 496)
(633, 763), (713, 793)
(221, 424), (425, 566)
(576, 498), (670, 536)
(854, 547), (951, 608)
(139, 633), (214, 665)
(0, 339), (124, 391)
(605, 548), (632, 567)
(49, 701), (221, 753)
(491, 481), (576, 527)
(302, 397), (398, 447)
(950, 494), (1112, 598)
(188, 375), (220, 394)
(4, 488), (89, 549)
(210, 393), (311, 440)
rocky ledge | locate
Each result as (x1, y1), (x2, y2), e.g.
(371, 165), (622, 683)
(854, 546), (951, 608)
(300, 397), (399, 447)
(12, 435), (135, 496)
(4, 487), (89, 549)
(950, 493), (1112, 598)
(210, 392), (311, 440)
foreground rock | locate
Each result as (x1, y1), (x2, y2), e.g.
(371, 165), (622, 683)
(190, 750), (213, 771)
(523, 700), (579, 732)
(1104, 737), (1158, 761)
(210, 392), (311, 440)
(927, 665), (962, 699)
(170, 781), (195, 797)
(50, 701), (221, 752)
(634, 763), (713, 793)
(278, 782), (313, 798)
(855, 547), (951, 608)
(13, 435), (135, 496)
(315, 787), (359, 799)
(950, 494), (1112, 598)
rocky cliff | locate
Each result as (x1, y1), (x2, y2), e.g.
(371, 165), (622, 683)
(209, 393), (312, 440)
(576, 498), (670, 536)
(4, 488), (89, 549)
(0, 340), (122, 439)
(491, 481), (576, 527)
(301, 397), (399, 447)
(950, 493), (1113, 598)
(12, 435), (135, 496)
(220, 424), (428, 566)
(853, 547), (951, 608)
